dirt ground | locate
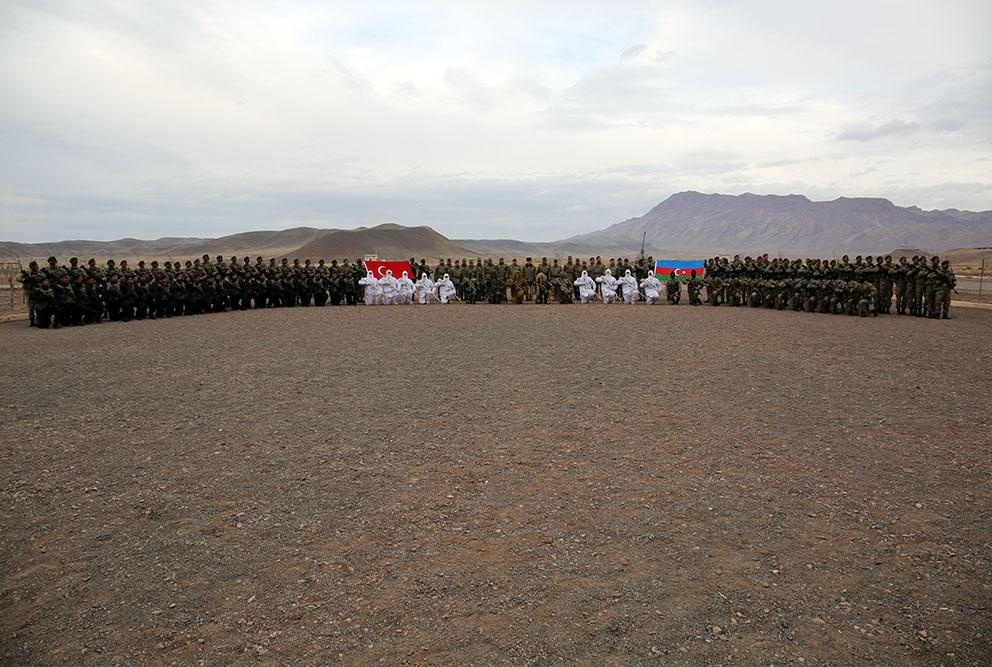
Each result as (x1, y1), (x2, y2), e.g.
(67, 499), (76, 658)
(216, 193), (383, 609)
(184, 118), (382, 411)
(1, 303), (990, 666)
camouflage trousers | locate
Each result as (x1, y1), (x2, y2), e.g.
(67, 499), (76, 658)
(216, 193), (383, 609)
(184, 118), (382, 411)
(911, 282), (926, 315)
(894, 281), (907, 314)
(934, 287), (952, 319)
(877, 280), (892, 314)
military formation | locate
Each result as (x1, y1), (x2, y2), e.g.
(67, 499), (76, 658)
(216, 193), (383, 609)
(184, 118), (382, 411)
(702, 254), (957, 319)
(416, 255), (659, 305)
(19, 255), (366, 328)
(18, 252), (957, 328)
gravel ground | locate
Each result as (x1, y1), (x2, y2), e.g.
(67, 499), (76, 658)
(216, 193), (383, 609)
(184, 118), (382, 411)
(1, 303), (990, 666)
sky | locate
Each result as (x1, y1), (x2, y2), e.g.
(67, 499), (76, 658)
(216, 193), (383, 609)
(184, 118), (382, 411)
(1, 0), (990, 243)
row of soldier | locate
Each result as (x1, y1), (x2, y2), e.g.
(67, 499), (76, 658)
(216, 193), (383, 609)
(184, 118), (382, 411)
(19, 252), (956, 327)
(702, 254), (957, 318)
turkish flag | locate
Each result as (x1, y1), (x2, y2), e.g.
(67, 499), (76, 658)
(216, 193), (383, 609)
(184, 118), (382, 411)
(364, 260), (415, 279)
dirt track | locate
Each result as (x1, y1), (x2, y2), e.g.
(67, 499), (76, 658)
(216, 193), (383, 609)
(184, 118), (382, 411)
(2, 304), (990, 665)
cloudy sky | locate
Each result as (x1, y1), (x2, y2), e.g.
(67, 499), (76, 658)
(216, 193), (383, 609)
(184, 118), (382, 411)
(1, 0), (990, 242)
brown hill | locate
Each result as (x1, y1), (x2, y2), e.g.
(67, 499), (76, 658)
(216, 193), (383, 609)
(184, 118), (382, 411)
(0, 224), (477, 266)
(940, 247), (992, 270)
(293, 224), (477, 261)
(0, 228), (326, 264)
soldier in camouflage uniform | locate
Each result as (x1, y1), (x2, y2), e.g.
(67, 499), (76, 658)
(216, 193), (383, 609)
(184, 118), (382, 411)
(665, 276), (681, 304)
(30, 278), (57, 328)
(508, 259), (526, 304)
(892, 256), (909, 315)
(522, 258), (537, 301)
(534, 271), (549, 304)
(82, 276), (103, 323)
(934, 259), (956, 319)
(686, 270), (703, 305)
(20, 261), (43, 326)
(923, 256), (941, 318)
(912, 256), (928, 316)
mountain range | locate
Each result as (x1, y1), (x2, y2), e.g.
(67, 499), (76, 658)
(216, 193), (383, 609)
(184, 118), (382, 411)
(556, 191), (992, 256)
(2, 192), (990, 264)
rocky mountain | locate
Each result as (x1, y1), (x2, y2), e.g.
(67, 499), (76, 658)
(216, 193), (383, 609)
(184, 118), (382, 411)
(3, 192), (990, 265)
(562, 191), (992, 256)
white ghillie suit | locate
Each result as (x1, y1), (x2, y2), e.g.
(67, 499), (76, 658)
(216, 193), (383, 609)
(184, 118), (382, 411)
(437, 273), (456, 304)
(639, 274), (663, 305)
(619, 269), (639, 304)
(573, 270), (597, 304)
(397, 271), (415, 304)
(378, 270), (399, 305)
(358, 272), (383, 305)
(414, 273), (437, 304)
(596, 269), (619, 304)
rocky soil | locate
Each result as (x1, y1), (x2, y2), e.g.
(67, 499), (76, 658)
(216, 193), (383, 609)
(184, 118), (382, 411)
(1, 303), (990, 665)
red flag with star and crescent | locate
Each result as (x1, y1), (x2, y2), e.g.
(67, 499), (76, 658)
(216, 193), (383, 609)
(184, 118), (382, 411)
(364, 260), (415, 279)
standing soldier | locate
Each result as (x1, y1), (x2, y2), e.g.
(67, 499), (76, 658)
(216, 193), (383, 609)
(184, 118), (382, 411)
(912, 255), (928, 317)
(495, 258), (509, 304)
(547, 259), (562, 303)
(21, 261), (44, 326)
(31, 278), (58, 328)
(904, 256), (918, 316)
(562, 257), (575, 298)
(462, 260), (478, 304)
(333, 260), (348, 305)
(892, 256), (908, 315)
(451, 259), (464, 298)
(538, 257), (551, 283)
(83, 276), (103, 323)
(481, 259), (493, 304)
(44, 256), (65, 283)
(923, 256), (941, 318)
(119, 276), (138, 322)
(522, 258), (537, 301)
(508, 259), (526, 304)
(935, 259), (956, 319)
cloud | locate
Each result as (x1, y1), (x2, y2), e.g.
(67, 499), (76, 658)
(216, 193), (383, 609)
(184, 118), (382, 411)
(836, 119), (921, 142)
(325, 55), (372, 94)
(443, 67), (495, 111)
(620, 43), (674, 64)
(2, 0), (992, 243)
(621, 44), (648, 60)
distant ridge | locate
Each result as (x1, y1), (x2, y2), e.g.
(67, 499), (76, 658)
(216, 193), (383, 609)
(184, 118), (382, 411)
(0, 227), (326, 262)
(3, 193), (991, 263)
(561, 191), (992, 256)
(0, 224), (477, 264)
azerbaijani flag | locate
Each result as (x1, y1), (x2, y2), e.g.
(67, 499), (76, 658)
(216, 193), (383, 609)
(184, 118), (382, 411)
(364, 260), (416, 279)
(656, 259), (706, 281)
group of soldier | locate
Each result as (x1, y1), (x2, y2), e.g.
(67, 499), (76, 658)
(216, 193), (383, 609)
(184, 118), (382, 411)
(412, 255), (662, 305)
(18, 251), (957, 328)
(702, 253), (957, 319)
(20, 255), (368, 327)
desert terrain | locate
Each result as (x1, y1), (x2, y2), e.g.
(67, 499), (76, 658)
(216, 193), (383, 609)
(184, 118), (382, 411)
(1, 302), (990, 665)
